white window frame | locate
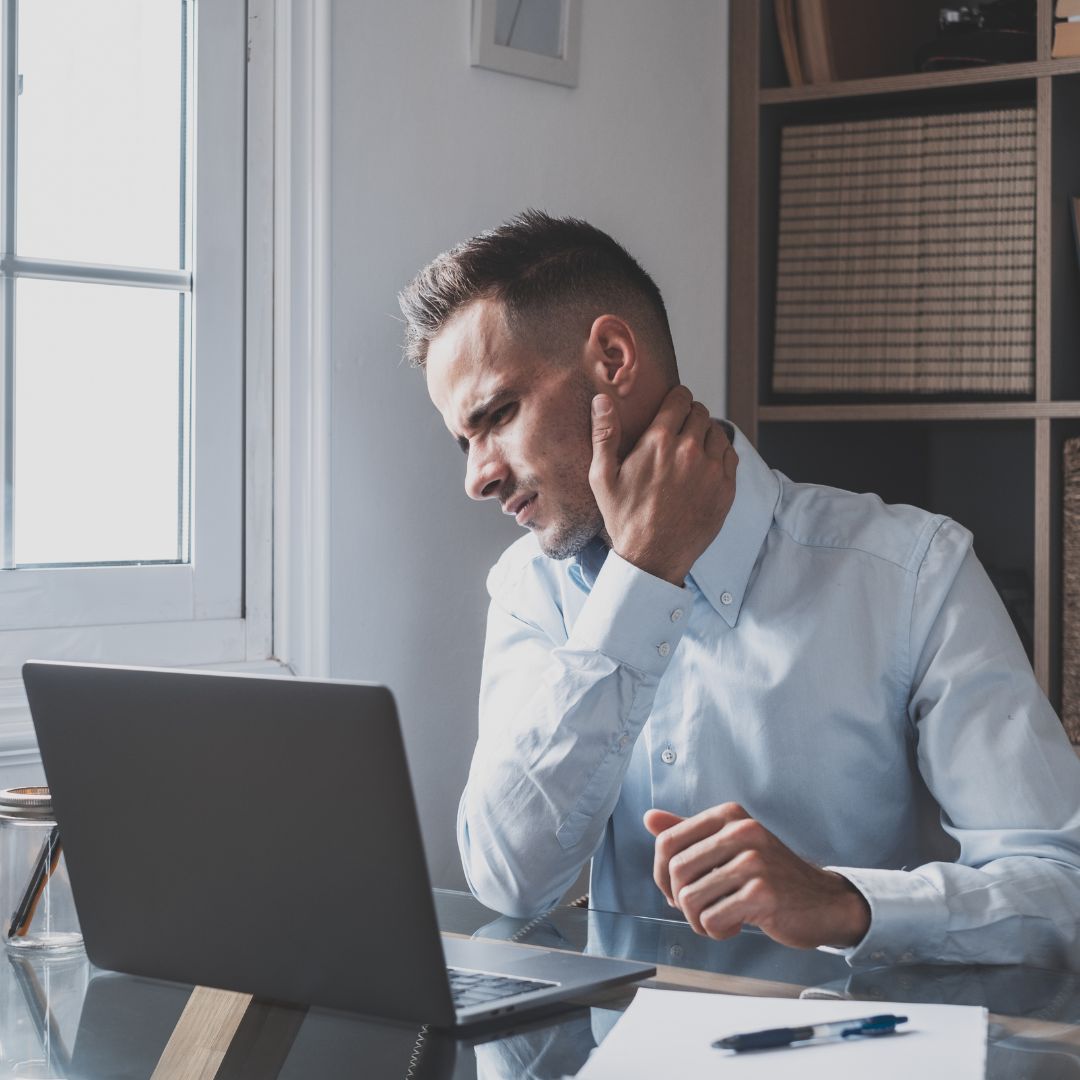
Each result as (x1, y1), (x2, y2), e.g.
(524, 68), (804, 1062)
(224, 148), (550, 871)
(0, 0), (279, 778)
(0, 0), (335, 781)
(0, 0), (252, 665)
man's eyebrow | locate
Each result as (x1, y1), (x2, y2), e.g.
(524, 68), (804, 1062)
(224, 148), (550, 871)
(454, 389), (514, 453)
(466, 390), (512, 429)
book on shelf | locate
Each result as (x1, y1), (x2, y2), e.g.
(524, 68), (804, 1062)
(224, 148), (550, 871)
(774, 0), (804, 87)
(795, 0), (834, 82)
(772, 108), (1036, 396)
(1053, 20), (1080, 57)
(1062, 438), (1080, 745)
(1054, 0), (1080, 56)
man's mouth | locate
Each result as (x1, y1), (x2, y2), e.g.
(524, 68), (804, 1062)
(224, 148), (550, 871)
(505, 493), (537, 525)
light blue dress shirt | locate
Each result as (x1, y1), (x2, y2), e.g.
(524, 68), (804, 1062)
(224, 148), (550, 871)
(457, 424), (1080, 966)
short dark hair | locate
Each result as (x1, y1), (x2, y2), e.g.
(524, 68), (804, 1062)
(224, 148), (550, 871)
(398, 209), (676, 378)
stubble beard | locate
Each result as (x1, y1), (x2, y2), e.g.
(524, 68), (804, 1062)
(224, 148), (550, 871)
(529, 374), (606, 561)
(539, 500), (604, 560)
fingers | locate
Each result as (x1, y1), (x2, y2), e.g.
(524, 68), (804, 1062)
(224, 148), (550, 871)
(646, 809), (686, 908)
(649, 385), (694, 435)
(676, 849), (766, 936)
(695, 877), (770, 941)
(724, 444), (739, 481)
(667, 818), (762, 902)
(643, 808), (683, 837)
(680, 401), (712, 445)
(589, 394), (621, 496)
(651, 802), (750, 904)
(704, 420), (734, 463)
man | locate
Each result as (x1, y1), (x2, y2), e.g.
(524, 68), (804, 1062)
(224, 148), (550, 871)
(399, 210), (1080, 966)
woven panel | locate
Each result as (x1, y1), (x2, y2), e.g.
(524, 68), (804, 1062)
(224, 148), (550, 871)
(1062, 438), (1080, 744)
(773, 109), (1036, 395)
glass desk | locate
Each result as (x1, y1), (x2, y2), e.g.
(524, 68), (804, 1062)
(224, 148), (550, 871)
(2, 889), (1078, 1079)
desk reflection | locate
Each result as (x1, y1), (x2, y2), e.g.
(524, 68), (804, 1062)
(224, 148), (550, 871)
(6, 892), (1078, 1079)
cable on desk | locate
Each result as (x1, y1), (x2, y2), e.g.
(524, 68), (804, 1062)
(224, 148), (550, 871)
(401, 894), (589, 1077)
(404, 1023), (430, 1080)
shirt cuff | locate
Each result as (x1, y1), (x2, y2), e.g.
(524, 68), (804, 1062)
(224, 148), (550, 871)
(569, 550), (689, 677)
(823, 866), (948, 966)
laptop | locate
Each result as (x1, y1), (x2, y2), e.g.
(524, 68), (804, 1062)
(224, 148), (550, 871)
(21, 661), (654, 1028)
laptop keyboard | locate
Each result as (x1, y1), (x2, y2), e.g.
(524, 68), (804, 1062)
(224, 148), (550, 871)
(447, 966), (557, 1010)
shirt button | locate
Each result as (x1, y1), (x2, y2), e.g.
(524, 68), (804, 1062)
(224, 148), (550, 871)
(670, 608), (683, 622)
(870, 951), (885, 962)
(657, 642), (671, 657)
(661, 748), (677, 765)
(900, 950), (914, 963)
(618, 734), (630, 751)
(720, 591), (733, 606)
(669, 943), (684, 960)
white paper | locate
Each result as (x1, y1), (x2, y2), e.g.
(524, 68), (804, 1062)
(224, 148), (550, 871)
(576, 988), (987, 1079)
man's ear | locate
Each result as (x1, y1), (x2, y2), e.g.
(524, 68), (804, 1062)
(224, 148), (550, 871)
(585, 315), (638, 398)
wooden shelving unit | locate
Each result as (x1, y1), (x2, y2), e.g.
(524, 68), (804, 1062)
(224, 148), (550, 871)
(727, 1), (1080, 724)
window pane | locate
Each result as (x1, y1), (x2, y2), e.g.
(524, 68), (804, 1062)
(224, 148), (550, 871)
(13, 279), (186, 566)
(16, 0), (186, 268)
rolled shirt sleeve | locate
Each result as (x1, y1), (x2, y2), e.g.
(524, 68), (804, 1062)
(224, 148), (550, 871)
(458, 547), (688, 917)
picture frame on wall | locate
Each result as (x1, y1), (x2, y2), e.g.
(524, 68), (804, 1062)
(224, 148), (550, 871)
(470, 0), (581, 88)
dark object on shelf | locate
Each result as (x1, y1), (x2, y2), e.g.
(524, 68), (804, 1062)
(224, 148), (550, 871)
(985, 565), (1035, 660)
(915, 1), (1037, 70)
(938, 0), (1037, 33)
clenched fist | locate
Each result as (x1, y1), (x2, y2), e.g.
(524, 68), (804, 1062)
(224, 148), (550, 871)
(645, 805), (871, 950)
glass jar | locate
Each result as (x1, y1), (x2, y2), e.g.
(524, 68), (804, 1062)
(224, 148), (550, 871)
(0, 788), (82, 952)
(0, 948), (89, 1079)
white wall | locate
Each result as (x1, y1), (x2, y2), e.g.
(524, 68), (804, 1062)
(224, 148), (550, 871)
(329, 0), (729, 889)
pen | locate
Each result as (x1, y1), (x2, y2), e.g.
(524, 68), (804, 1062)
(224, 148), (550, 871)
(713, 1013), (908, 1052)
(6, 824), (63, 940)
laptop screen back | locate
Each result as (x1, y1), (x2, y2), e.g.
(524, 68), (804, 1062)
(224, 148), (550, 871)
(22, 662), (455, 1024)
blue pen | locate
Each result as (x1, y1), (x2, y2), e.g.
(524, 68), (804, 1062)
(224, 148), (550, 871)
(713, 1013), (908, 1052)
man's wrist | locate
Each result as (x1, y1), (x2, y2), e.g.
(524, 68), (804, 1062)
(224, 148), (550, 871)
(823, 870), (871, 948)
(613, 544), (690, 588)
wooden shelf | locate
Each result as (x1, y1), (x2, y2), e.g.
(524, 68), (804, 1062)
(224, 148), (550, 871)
(760, 57), (1080, 106)
(759, 402), (1080, 423)
(728, 1), (1080, 722)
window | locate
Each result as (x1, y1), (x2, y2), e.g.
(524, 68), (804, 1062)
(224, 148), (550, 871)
(0, 0), (258, 674)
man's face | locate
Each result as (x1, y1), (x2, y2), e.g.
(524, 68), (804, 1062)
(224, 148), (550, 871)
(425, 298), (604, 560)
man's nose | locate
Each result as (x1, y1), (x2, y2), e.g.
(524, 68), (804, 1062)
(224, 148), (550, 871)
(465, 445), (508, 501)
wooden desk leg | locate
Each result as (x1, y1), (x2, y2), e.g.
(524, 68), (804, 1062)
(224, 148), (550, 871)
(213, 997), (309, 1079)
(150, 986), (252, 1080)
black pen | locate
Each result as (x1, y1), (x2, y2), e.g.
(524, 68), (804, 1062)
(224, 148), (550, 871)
(6, 824), (62, 940)
(713, 1013), (908, 1052)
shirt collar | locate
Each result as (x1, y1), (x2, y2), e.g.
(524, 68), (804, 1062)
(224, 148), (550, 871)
(568, 536), (608, 592)
(568, 421), (779, 624)
(687, 422), (779, 627)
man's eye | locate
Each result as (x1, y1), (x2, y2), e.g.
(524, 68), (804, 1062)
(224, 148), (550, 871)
(491, 403), (516, 425)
